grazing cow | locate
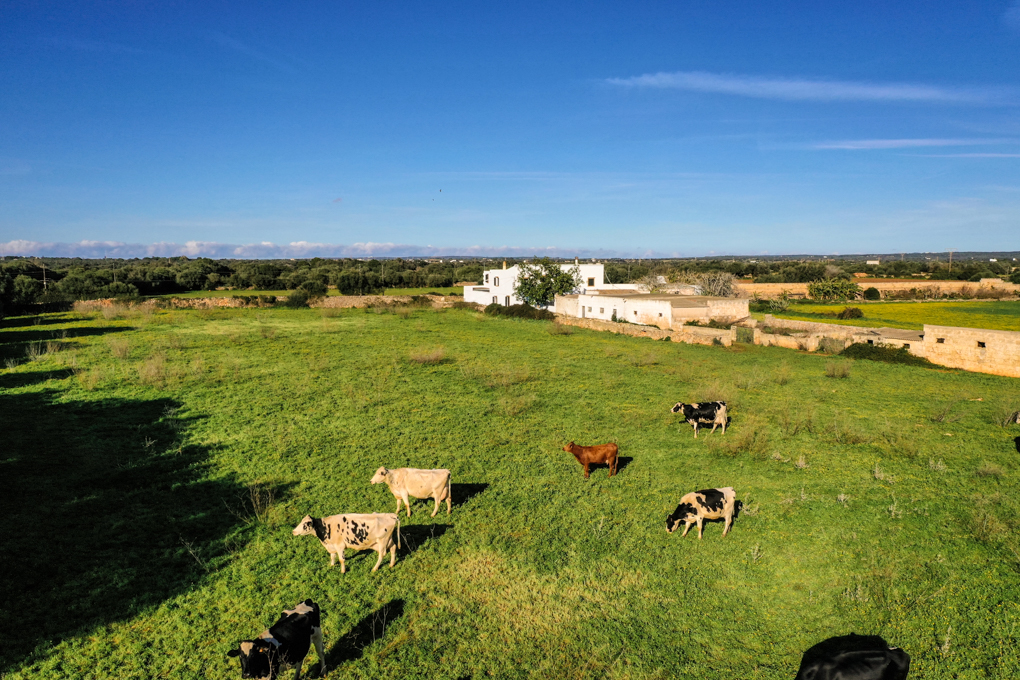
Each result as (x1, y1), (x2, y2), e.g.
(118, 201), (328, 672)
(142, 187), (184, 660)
(227, 599), (325, 680)
(562, 441), (619, 479)
(292, 513), (400, 573)
(1015, 436), (1020, 454)
(670, 401), (727, 438)
(795, 633), (910, 680)
(370, 466), (452, 517)
(666, 487), (736, 539)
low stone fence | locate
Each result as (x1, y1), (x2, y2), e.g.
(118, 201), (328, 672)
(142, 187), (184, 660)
(735, 280), (1019, 299)
(554, 316), (732, 346)
(311, 295), (459, 309)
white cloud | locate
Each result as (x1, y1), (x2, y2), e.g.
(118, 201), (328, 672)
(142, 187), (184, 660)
(811, 138), (1012, 150)
(606, 71), (1011, 104)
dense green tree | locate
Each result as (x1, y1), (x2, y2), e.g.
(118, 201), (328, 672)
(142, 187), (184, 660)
(513, 258), (581, 307)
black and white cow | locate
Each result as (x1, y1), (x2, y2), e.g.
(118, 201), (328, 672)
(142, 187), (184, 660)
(795, 634), (910, 680)
(227, 599), (325, 680)
(670, 401), (728, 438)
(666, 487), (736, 539)
(292, 513), (401, 573)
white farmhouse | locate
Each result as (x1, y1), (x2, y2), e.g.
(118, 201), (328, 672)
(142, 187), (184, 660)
(463, 261), (632, 309)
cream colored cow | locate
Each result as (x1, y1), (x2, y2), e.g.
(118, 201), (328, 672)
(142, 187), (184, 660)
(370, 467), (452, 518)
(292, 513), (400, 573)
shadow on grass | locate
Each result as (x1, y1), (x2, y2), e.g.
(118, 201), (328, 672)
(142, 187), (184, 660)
(325, 599), (406, 670)
(0, 389), (247, 672)
(0, 368), (74, 390)
(0, 326), (133, 362)
(0, 314), (75, 329)
(400, 523), (452, 554)
(451, 482), (489, 508)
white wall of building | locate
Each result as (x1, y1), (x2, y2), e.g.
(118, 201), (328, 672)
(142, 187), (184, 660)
(463, 263), (605, 308)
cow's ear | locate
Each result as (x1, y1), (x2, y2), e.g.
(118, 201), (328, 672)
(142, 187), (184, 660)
(227, 649), (240, 657)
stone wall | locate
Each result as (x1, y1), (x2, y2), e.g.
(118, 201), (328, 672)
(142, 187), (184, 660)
(554, 315), (732, 346)
(922, 325), (1020, 378)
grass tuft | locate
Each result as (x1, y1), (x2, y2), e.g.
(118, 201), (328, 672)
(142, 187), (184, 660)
(824, 360), (851, 379)
(408, 347), (447, 364)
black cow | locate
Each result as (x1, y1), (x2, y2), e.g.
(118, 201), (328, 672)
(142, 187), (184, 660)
(670, 401), (728, 438)
(795, 634), (909, 680)
(1014, 436), (1020, 454)
(227, 599), (325, 680)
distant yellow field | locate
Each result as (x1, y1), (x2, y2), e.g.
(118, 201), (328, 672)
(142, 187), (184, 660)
(764, 300), (1020, 331)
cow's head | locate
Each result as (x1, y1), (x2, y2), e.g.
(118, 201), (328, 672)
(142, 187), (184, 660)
(670, 402), (686, 414)
(666, 502), (696, 533)
(292, 514), (316, 537)
(562, 442), (576, 453)
(227, 640), (275, 679)
(370, 467), (389, 484)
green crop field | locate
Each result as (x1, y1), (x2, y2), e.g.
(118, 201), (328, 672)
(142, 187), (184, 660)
(765, 300), (1020, 332)
(2, 307), (1020, 679)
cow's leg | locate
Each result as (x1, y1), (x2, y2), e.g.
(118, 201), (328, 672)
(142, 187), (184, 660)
(394, 496), (403, 515)
(311, 626), (326, 676)
(583, 462), (590, 479)
(721, 416), (727, 435)
(691, 420), (699, 438)
(329, 550), (337, 567)
(403, 493), (412, 518)
(372, 546), (385, 572)
(390, 541), (397, 567)
(446, 487), (452, 514)
(431, 492), (441, 518)
(697, 517), (704, 539)
(723, 513), (733, 536)
(339, 548), (347, 574)
(292, 660), (303, 680)
(710, 421), (719, 435)
(680, 522), (691, 538)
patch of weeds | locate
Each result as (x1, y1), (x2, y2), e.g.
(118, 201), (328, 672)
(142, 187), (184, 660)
(777, 408), (814, 436)
(498, 394), (538, 417)
(971, 507), (1008, 543)
(139, 352), (167, 386)
(827, 416), (869, 445)
(795, 455), (809, 469)
(836, 493), (849, 506)
(818, 337), (845, 355)
(929, 396), (964, 423)
(735, 367), (768, 391)
(887, 496), (903, 519)
(749, 544), (764, 563)
(408, 347), (447, 365)
(108, 337), (130, 359)
(631, 352), (659, 367)
(976, 463), (1004, 478)
(4, 357), (18, 369)
(774, 361), (791, 385)
(824, 360), (851, 379)
(73, 366), (103, 391)
(547, 322), (574, 336)
(836, 307), (864, 320)
(710, 420), (769, 459)
(992, 402), (1020, 427)
(929, 458), (948, 472)
(771, 452), (790, 463)
(873, 463), (895, 483)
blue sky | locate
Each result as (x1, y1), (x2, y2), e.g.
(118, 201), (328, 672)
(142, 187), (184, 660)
(2, 1), (1020, 258)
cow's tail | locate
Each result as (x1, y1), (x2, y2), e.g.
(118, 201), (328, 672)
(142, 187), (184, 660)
(396, 518), (402, 550)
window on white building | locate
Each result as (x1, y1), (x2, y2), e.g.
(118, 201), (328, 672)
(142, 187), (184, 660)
(492, 296), (497, 303)
(587, 277), (594, 286)
(587, 307), (591, 312)
(599, 308), (604, 313)
(485, 274), (489, 283)
(494, 277), (499, 286)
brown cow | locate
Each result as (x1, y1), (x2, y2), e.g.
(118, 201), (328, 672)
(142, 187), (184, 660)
(562, 442), (619, 479)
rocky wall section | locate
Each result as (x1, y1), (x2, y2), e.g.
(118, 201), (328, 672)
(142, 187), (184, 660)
(554, 315), (732, 346)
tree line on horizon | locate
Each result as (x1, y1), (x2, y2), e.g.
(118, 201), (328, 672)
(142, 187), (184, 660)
(0, 254), (1016, 317)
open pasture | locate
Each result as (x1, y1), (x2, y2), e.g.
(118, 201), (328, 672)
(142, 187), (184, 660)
(767, 299), (1020, 332)
(2, 306), (1020, 679)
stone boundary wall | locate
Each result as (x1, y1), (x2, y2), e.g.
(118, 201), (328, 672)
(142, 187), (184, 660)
(758, 314), (861, 337)
(923, 325), (1020, 378)
(735, 280), (1019, 299)
(73, 294), (465, 312)
(554, 315), (732, 346)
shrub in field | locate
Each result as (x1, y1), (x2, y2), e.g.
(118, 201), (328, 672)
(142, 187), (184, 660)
(818, 337), (845, 355)
(992, 402), (1020, 427)
(451, 300), (481, 310)
(836, 307), (863, 320)
(409, 347), (447, 364)
(863, 287), (881, 300)
(824, 361), (851, 379)
(547, 322), (574, 335)
(840, 343), (933, 367)
(808, 279), (862, 301)
(929, 396), (963, 423)
(976, 463), (1004, 478)
(484, 303), (554, 320)
(281, 290), (309, 308)
(108, 337), (130, 359)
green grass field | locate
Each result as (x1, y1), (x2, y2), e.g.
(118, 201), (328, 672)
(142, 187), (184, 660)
(766, 300), (1020, 332)
(382, 287), (463, 296)
(3, 306), (1020, 679)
